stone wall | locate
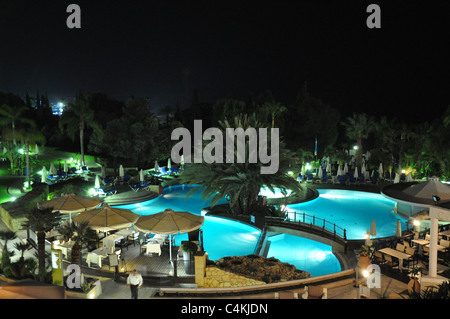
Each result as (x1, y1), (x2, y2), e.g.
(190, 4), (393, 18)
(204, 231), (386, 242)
(203, 265), (266, 288)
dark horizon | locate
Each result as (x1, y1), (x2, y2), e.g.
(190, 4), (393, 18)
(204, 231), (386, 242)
(1, 1), (450, 122)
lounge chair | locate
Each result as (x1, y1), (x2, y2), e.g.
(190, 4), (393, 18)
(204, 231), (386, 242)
(301, 285), (327, 299)
(97, 188), (117, 197)
(170, 167), (179, 174)
(129, 180), (150, 192)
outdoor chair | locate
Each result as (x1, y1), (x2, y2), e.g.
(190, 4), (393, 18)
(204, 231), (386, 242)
(373, 251), (385, 264)
(403, 247), (418, 268)
(301, 285), (327, 299)
(395, 243), (405, 253)
(384, 255), (399, 269)
(97, 188), (117, 197)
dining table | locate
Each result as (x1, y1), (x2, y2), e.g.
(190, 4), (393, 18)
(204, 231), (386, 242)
(379, 247), (411, 271)
(86, 246), (112, 268)
(143, 234), (167, 256)
(102, 234), (124, 250)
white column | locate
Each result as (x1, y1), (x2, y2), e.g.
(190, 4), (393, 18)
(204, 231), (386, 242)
(428, 214), (439, 277)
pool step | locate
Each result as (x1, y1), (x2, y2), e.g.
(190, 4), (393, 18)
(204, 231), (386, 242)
(103, 190), (159, 206)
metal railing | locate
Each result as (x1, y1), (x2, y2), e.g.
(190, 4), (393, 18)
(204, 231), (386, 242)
(264, 211), (347, 249)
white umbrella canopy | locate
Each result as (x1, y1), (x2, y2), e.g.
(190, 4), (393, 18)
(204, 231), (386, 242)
(318, 167), (323, 179)
(139, 169), (145, 182)
(41, 166), (47, 183)
(95, 175), (101, 189)
(167, 158), (171, 170)
(379, 163), (383, 176)
(395, 219), (402, 238)
(370, 219), (376, 237)
(354, 167), (359, 179)
(343, 163), (348, 174)
(50, 163), (57, 175)
(337, 165), (343, 176)
(73, 204), (140, 232)
(326, 162), (331, 173)
(154, 161), (160, 171)
(134, 209), (205, 261)
(119, 165), (124, 177)
(64, 160), (68, 173)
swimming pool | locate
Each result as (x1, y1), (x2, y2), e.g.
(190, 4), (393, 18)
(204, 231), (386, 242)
(285, 189), (407, 240)
(115, 185), (261, 261)
(267, 233), (341, 277)
(113, 185), (406, 275)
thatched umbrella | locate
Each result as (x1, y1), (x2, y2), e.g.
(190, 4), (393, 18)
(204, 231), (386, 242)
(134, 209), (204, 261)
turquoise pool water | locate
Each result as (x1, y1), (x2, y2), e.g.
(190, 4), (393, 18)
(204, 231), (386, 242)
(114, 185), (405, 276)
(115, 185), (260, 261)
(286, 189), (406, 240)
(267, 233), (341, 277)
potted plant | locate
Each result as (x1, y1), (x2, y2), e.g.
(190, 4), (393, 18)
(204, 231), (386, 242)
(408, 266), (423, 295)
(357, 245), (372, 269)
(180, 241), (198, 260)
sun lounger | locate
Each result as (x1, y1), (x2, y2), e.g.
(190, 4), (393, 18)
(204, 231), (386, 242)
(97, 188), (117, 197)
(129, 181), (150, 192)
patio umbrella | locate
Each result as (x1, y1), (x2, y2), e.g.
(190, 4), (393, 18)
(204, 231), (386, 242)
(94, 175), (100, 189)
(63, 160), (68, 173)
(326, 162), (331, 173)
(318, 167), (323, 180)
(38, 193), (101, 221)
(167, 158), (171, 170)
(379, 163), (383, 176)
(134, 209), (205, 261)
(73, 204), (140, 232)
(370, 219), (376, 237)
(154, 161), (160, 172)
(337, 165), (343, 176)
(180, 154), (185, 166)
(354, 167), (359, 179)
(41, 166), (47, 183)
(34, 144), (39, 156)
(101, 166), (106, 178)
(119, 165), (124, 178)
(344, 163), (348, 174)
(139, 169), (144, 182)
(50, 163), (57, 175)
(395, 219), (402, 238)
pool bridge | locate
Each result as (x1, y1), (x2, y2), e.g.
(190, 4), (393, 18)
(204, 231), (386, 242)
(250, 212), (348, 255)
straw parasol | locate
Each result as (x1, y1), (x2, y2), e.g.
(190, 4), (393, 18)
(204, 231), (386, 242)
(134, 209), (205, 260)
(73, 204), (140, 232)
(38, 193), (101, 220)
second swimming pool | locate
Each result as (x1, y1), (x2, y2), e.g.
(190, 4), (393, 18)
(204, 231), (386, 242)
(114, 185), (406, 276)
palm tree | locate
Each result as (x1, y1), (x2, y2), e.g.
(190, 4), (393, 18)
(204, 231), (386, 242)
(59, 91), (102, 166)
(175, 113), (303, 216)
(70, 221), (97, 265)
(8, 120), (45, 188)
(0, 104), (34, 145)
(262, 101), (287, 128)
(22, 207), (61, 281)
(341, 113), (374, 169)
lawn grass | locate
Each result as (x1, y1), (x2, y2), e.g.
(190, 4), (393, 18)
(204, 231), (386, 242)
(0, 147), (101, 204)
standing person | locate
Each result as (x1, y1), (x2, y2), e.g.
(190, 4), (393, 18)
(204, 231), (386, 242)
(127, 269), (143, 299)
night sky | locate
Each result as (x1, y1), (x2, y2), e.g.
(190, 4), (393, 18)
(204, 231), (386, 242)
(1, 0), (450, 122)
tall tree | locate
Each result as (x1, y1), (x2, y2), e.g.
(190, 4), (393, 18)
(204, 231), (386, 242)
(341, 113), (374, 169)
(59, 91), (102, 166)
(22, 207), (61, 281)
(175, 113), (303, 216)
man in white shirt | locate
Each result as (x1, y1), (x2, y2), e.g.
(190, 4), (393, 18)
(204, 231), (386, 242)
(127, 269), (143, 299)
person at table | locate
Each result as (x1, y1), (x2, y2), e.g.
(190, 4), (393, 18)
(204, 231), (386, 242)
(127, 269), (143, 299)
